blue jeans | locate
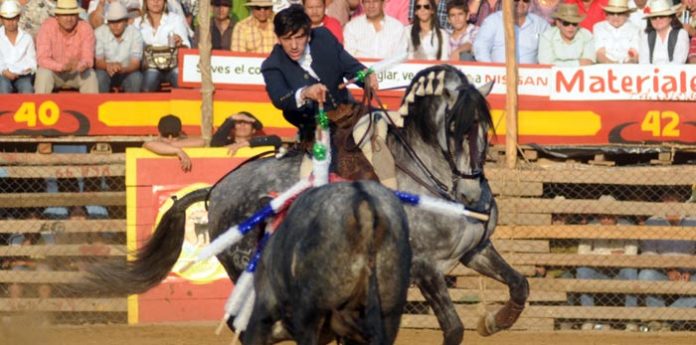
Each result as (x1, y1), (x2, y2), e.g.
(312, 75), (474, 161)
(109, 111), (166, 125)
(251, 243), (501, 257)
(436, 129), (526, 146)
(0, 74), (34, 93)
(96, 70), (143, 93)
(142, 68), (178, 92)
(639, 268), (696, 308)
(576, 267), (638, 307)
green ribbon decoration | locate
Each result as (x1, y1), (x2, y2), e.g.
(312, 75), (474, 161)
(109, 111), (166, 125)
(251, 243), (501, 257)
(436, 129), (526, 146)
(355, 67), (375, 83)
(315, 109), (329, 129)
(313, 142), (327, 161)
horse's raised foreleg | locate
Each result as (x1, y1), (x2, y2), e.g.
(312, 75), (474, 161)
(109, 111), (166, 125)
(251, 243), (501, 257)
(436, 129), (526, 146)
(413, 260), (463, 345)
(460, 239), (528, 336)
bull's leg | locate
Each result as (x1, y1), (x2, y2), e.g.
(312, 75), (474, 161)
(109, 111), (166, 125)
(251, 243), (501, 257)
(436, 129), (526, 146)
(292, 310), (324, 345)
(413, 260), (463, 345)
(460, 239), (529, 336)
(382, 312), (404, 345)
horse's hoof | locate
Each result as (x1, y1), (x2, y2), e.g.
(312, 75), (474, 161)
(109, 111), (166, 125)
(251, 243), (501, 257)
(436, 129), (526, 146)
(476, 313), (497, 337)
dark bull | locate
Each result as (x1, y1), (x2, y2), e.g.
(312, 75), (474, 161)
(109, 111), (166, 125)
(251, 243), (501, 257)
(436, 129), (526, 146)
(243, 181), (411, 345)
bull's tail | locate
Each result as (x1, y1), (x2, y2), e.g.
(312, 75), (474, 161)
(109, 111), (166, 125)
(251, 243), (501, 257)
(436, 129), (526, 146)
(353, 184), (387, 345)
(74, 187), (210, 295)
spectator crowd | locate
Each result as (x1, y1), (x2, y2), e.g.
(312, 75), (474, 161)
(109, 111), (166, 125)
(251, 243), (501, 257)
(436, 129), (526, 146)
(1, 0), (696, 94)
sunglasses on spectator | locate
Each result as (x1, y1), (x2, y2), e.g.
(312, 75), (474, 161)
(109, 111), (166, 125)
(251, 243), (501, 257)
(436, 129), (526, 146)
(252, 6), (272, 10)
(560, 20), (579, 27)
(415, 4), (431, 10)
(605, 11), (628, 16)
(514, 0), (531, 3)
(649, 15), (671, 20)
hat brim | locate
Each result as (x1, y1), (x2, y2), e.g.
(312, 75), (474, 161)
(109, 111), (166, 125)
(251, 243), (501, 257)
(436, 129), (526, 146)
(643, 5), (680, 18)
(244, 2), (273, 7)
(553, 14), (586, 23)
(106, 16), (129, 22)
(602, 6), (636, 13)
(54, 8), (82, 14)
(0, 12), (21, 18)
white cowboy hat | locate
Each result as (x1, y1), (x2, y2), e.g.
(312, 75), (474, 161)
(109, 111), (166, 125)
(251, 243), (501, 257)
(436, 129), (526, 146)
(245, 0), (273, 7)
(603, 0), (637, 13)
(53, 0), (82, 15)
(0, 0), (22, 19)
(643, 0), (680, 18)
(105, 2), (129, 21)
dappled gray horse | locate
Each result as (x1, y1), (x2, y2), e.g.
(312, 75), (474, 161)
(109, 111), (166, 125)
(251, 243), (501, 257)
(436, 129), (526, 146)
(244, 181), (411, 345)
(81, 65), (528, 345)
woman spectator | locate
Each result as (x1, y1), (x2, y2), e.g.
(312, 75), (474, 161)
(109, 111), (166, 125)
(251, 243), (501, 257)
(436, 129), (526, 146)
(447, 0), (477, 61)
(407, 0), (449, 60)
(593, 0), (641, 63)
(639, 0), (689, 64)
(135, 0), (191, 91)
(210, 112), (281, 156)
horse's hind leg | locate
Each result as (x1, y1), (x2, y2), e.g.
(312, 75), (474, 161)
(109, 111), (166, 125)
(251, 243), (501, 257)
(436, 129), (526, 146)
(413, 260), (463, 345)
(460, 239), (528, 336)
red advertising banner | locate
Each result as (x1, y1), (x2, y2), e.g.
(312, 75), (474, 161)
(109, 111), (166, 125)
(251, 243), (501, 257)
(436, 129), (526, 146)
(126, 147), (271, 323)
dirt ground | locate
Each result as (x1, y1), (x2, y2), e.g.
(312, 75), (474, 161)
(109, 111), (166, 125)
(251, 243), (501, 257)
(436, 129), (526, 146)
(2, 316), (695, 345)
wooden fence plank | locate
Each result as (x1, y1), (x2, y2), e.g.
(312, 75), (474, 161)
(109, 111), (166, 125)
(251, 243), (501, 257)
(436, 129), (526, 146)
(0, 298), (126, 312)
(497, 198), (696, 217)
(0, 271), (85, 283)
(491, 239), (550, 253)
(493, 225), (696, 240)
(487, 165), (696, 186)
(0, 164), (125, 178)
(407, 288), (567, 303)
(490, 181), (543, 196)
(503, 253), (696, 269)
(0, 219), (126, 234)
(400, 314), (554, 331)
(447, 264), (537, 277)
(498, 213), (551, 225)
(0, 192), (125, 208)
(454, 277), (696, 295)
(0, 244), (126, 256)
(0, 153), (125, 165)
(517, 306), (696, 321)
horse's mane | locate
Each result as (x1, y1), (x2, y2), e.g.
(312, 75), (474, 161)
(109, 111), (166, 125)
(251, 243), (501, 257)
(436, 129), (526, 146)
(401, 65), (493, 154)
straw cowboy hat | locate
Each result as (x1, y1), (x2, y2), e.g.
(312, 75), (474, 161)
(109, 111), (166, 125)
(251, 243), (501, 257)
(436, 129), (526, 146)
(53, 0), (82, 15)
(0, 0), (22, 18)
(602, 0), (637, 13)
(643, 0), (680, 18)
(245, 0), (273, 7)
(552, 3), (586, 23)
(105, 2), (129, 21)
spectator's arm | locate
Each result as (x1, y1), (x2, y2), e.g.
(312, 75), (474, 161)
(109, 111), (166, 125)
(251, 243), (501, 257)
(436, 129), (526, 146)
(169, 137), (205, 148)
(95, 57), (108, 70)
(122, 58), (141, 74)
(143, 139), (201, 172)
(596, 48), (616, 63)
(36, 25), (64, 72)
(88, 1), (106, 29)
(77, 25), (96, 71)
(472, 17), (495, 62)
(210, 118), (236, 147)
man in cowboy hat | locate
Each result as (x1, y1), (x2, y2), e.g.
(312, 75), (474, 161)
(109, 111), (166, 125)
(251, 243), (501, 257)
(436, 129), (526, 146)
(34, 0), (99, 93)
(539, 3), (596, 66)
(94, 2), (143, 93)
(230, 0), (275, 53)
(639, 0), (689, 64)
(0, 0), (36, 93)
(593, 0), (641, 63)
(210, 112), (282, 155)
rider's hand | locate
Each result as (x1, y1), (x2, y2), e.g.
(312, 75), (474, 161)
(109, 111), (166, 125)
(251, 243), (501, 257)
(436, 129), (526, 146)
(301, 83), (328, 104)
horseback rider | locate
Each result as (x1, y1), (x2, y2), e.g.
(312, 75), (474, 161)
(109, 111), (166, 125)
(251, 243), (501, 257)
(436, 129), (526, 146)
(261, 5), (387, 182)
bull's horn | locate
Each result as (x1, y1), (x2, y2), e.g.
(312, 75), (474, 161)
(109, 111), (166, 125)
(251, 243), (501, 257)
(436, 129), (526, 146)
(477, 81), (495, 97)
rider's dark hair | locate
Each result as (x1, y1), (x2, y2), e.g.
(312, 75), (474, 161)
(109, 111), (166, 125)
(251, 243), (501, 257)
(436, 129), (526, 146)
(274, 5), (311, 38)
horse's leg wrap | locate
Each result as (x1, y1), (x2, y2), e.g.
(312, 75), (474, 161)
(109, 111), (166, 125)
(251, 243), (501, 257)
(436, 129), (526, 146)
(477, 299), (525, 336)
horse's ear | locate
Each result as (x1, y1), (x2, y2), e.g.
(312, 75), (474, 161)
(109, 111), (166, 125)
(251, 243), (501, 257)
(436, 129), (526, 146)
(476, 81), (495, 97)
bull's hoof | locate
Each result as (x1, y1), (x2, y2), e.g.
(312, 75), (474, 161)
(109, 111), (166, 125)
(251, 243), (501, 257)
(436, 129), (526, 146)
(476, 312), (498, 337)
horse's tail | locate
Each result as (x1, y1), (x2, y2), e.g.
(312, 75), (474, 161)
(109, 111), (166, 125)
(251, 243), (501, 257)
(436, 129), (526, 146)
(352, 183), (387, 345)
(77, 187), (210, 295)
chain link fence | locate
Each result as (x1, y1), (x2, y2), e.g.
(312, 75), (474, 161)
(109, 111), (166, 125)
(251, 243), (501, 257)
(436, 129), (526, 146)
(0, 145), (127, 325)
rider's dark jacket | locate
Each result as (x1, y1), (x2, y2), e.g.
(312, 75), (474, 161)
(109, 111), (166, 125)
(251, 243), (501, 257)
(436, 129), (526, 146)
(261, 28), (365, 139)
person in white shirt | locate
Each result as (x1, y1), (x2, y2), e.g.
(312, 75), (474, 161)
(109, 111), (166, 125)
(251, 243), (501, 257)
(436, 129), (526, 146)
(594, 0), (641, 63)
(639, 0), (689, 64)
(135, 0), (191, 91)
(473, 0), (549, 63)
(0, 0), (36, 94)
(406, 0), (449, 60)
(343, 0), (408, 59)
(629, 0), (648, 29)
(87, 0), (187, 29)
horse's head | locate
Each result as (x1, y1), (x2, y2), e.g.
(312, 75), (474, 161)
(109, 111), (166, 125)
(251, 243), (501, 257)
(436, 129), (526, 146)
(398, 65), (493, 205)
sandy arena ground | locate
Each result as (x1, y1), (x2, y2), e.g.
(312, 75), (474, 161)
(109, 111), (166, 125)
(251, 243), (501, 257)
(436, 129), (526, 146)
(2, 317), (695, 345)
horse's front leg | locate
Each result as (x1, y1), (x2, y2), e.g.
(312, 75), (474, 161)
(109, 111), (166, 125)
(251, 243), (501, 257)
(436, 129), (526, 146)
(413, 260), (463, 345)
(460, 239), (529, 336)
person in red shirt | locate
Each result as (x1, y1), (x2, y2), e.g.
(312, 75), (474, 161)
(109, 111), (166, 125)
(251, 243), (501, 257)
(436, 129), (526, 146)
(565, 0), (609, 31)
(302, 0), (344, 43)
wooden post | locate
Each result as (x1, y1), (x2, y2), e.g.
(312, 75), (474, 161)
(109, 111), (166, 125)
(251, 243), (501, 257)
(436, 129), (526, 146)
(502, 0), (518, 169)
(198, 0), (214, 145)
